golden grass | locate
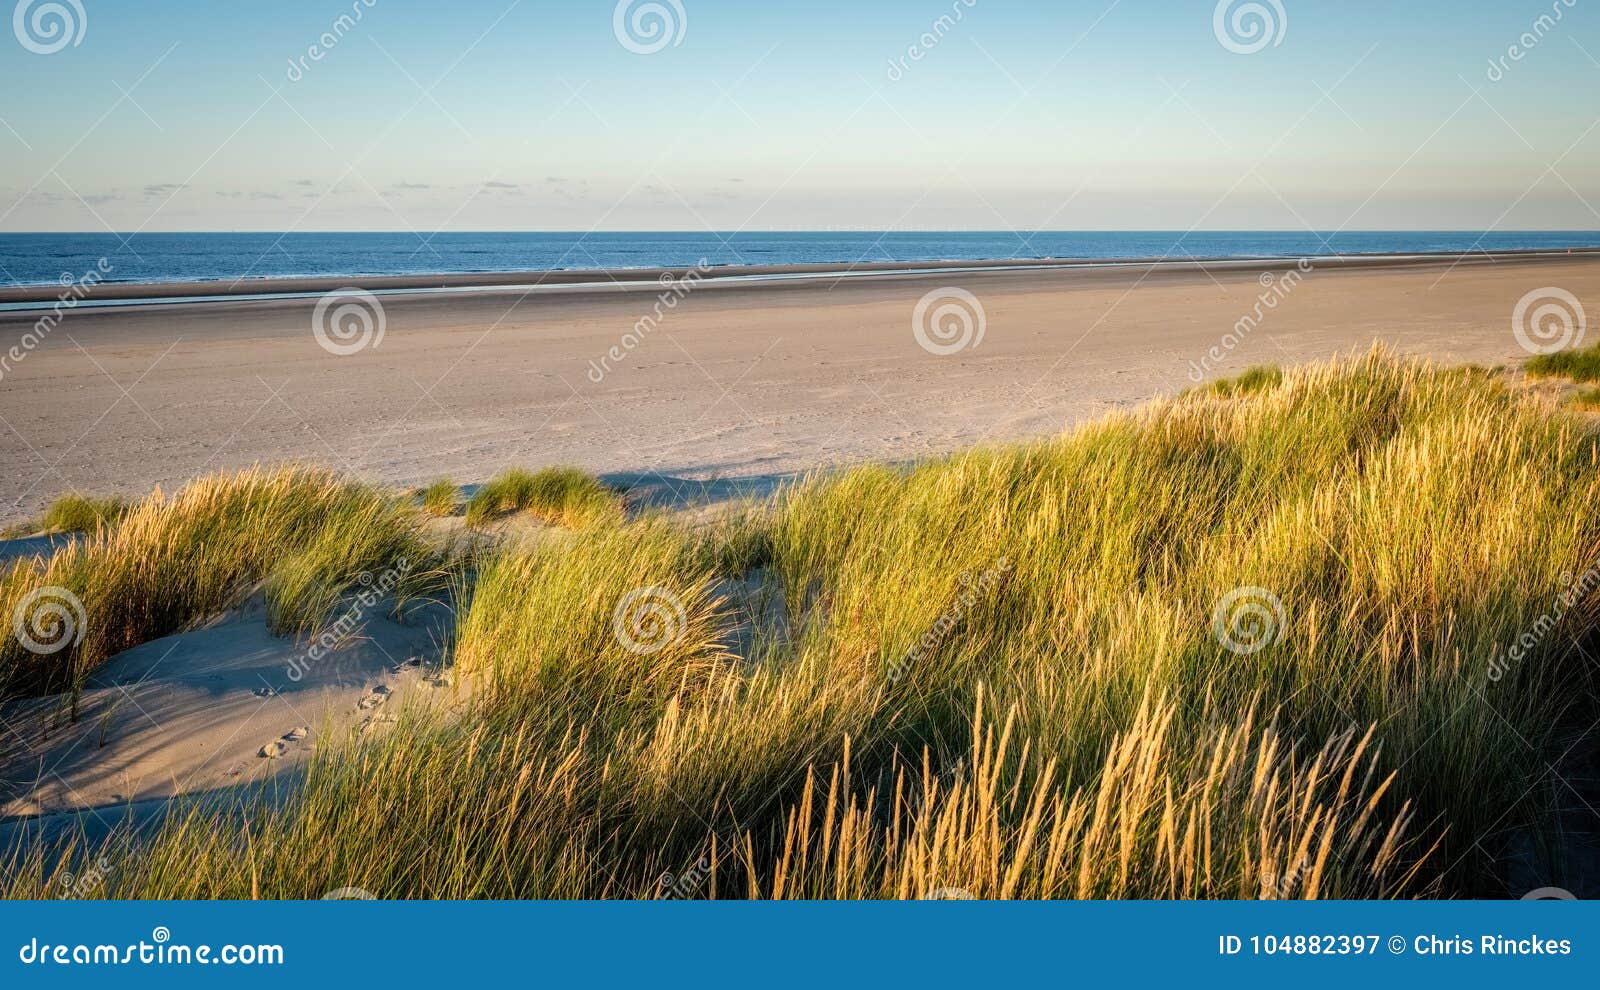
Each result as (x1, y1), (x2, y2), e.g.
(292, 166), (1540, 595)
(1526, 341), (1600, 383)
(38, 493), (130, 534)
(1569, 386), (1600, 412)
(421, 478), (460, 517)
(4, 348), (1597, 899)
(463, 467), (622, 528)
(0, 468), (423, 699)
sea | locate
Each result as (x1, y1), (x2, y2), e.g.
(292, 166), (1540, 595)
(2, 231), (1598, 287)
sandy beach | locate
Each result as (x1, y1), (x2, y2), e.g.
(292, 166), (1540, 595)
(3, 251), (1594, 523)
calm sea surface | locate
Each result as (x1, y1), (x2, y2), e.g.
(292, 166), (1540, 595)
(3, 231), (1598, 287)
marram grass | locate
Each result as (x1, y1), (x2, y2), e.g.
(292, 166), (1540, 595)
(0, 467), (425, 699)
(421, 478), (460, 517)
(463, 466), (622, 528)
(1526, 340), (1600, 383)
(38, 493), (131, 534)
(4, 348), (1598, 899)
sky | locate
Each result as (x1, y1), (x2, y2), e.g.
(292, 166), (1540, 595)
(0, 0), (1597, 232)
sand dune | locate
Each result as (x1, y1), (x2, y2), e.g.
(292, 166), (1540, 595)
(0, 589), (457, 823)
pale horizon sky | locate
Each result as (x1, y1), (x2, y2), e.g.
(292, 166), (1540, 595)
(1, 0), (1597, 232)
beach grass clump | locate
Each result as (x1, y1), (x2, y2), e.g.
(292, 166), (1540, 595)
(463, 467), (622, 528)
(1568, 386), (1600, 412)
(8, 347), (1600, 900)
(0, 468), (424, 699)
(38, 493), (131, 534)
(454, 519), (734, 715)
(1201, 363), (1283, 398)
(421, 478), (459, 517)
(1526, 341), (1600, 382)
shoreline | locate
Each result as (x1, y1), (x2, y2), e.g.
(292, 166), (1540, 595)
(4, 246), (1599, 308)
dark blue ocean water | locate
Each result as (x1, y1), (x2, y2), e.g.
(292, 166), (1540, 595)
(3, 231), (1598, 287)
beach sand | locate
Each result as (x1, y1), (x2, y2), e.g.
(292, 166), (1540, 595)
(2, 252), (1597, 522)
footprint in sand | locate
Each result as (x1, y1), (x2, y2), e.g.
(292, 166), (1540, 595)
(259, 727), (312, 758)
(356, 686), (392, 711)
(358, 712), (399, 736)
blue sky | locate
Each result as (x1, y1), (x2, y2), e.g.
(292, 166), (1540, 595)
(1, 0), (1596, 230)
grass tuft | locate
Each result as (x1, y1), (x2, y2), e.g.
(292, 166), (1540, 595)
(1568, 386), (1600, 412)
(0, 468), (423, 699)
(463, 467), (622, 528)
(27, 493), (130, 535)
(421, 478), (460, 517)
(1526, 341), (1600, 382)
(1202, 364), (1283, 398)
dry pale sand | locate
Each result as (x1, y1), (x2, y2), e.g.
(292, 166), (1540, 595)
(3, 253), (1597, 524)
(0, 591), (459, 821)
